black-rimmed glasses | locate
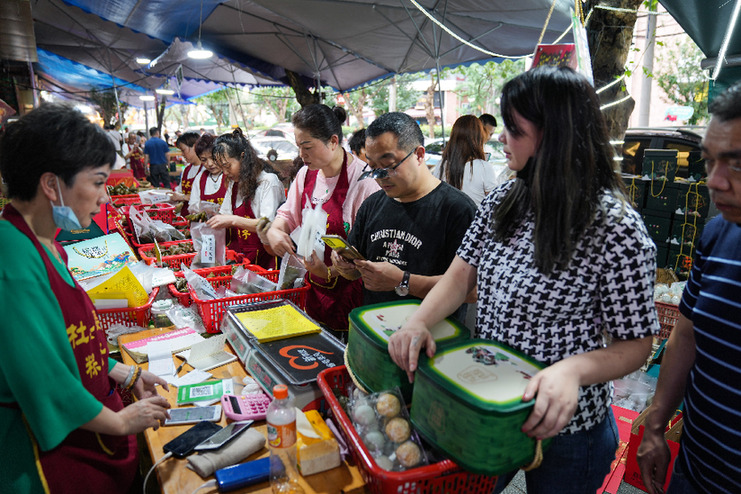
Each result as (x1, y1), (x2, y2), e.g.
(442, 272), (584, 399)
(358, 148), (416, 181)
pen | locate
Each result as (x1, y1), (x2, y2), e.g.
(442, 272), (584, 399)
(175, 361), (186, 375)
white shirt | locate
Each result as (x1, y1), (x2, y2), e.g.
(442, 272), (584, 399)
(220, 171), (285, 220)
(434, 158), (503, 206)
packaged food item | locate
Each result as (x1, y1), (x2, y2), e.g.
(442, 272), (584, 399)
(346, 387), (428, 472)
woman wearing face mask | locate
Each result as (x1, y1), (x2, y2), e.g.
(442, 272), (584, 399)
(265, 105), (380, 335)
(188, 133), (229, 208)
(207, 129), (285, 270)
(169, 131), (202, 216)
(0, 104), (171, 494)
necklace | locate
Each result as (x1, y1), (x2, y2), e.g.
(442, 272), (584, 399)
(209, 173), (221, 184)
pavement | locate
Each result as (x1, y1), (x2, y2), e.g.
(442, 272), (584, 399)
(500, 469), (647, 493)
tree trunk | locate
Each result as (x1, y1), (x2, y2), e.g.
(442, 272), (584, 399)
(343, 89), (367, 128)
(585, 0), (644, 140)
(285, 69), (321, 108)
(156, 95), (166, 133)
(424, 73), (436, 139)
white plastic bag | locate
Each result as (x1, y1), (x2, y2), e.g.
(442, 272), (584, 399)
(276, 253), (307, 291)
(190, 222), (226, 267)
(230, 265), (277, 294)
(296, 200), (328, 259)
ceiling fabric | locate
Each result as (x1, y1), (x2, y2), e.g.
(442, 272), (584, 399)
(34, 0), (575, 93)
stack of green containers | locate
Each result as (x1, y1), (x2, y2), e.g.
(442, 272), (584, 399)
(347, 300), (469, 402)
(410, 339), (550, 476)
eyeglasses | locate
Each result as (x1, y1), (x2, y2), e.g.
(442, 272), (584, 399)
(358, 148), (416, 181)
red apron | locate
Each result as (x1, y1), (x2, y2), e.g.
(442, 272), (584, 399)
(228, 185), (278, 270)
(3, 205), (137, 494)
(179, 163), (197, 216)
(198, 171), (229, 205)
(301, 151), (362, 331)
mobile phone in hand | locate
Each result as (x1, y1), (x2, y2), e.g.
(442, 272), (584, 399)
(321, 234), (365, 261)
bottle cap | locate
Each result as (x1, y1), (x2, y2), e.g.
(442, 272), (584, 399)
(273, 384), (288, 400)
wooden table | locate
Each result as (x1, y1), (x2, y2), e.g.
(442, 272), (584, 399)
(119, 328), (367, 494)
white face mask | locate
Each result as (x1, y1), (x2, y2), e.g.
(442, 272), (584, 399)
(50, 178), (82, 231)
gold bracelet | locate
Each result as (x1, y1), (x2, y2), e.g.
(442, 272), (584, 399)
(326, 266), (334, 280)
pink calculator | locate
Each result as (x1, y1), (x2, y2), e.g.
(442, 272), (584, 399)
(221, 393), (272, 421)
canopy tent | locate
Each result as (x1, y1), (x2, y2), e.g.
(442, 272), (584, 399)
(42, 0), (576, 92)
(30, 0), (282, 105)
(660, 0), (741, 95)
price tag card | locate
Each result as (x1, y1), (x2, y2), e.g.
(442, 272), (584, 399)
(201, 234), (216, 264)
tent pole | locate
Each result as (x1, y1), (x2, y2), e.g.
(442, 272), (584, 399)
(435, 60), (445, 141)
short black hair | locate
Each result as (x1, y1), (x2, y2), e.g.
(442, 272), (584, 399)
(176, 131), (200, 148)
(348, 128), (366, 154)
(365, 112), (423, 152)
(149, 127), (159, 137)
(292, 104), (347, 143)
(709, 81), (741, 121)
(479, 113), (497, 128)
(0, 103), (115, 201)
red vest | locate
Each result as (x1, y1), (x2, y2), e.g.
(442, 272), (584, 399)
(228, 184), (277, 270)
(300, 151), (362, 331)
(198, 171), (229, 205)
(3, 204), (137, 494)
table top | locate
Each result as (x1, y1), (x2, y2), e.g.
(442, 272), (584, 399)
(118, 328), (367, 494)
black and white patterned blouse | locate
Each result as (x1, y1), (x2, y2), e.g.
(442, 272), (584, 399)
(457, 180), (659, 434)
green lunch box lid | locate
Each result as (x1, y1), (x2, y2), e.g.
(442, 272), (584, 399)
(417, 339), (545, 414)
(348, 300), (468, 348)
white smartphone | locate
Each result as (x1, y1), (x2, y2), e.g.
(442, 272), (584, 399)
(194, 419), (254, 451)
(165, 405), (223, 426)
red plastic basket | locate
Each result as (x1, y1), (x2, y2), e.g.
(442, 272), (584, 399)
(317, 365), (498, 494)
(167, 264), (267, 307)
(109, 194), (141, 207)
(130, 202), (175, 224)
(96, 287), (159, 331)
(138, 240), (194, 263)
(171, 215), (189, 228)
(190, 270), (310, 333)
(655, 301), (680, 340)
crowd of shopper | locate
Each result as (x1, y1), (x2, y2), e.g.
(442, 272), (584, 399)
(4, 63), (741, 493)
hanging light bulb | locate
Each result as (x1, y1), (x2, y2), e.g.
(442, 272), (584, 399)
(136, 57), (152, 65)
(155, 87), (175, 95)
(187, 0), (213, 59)
(187, 40), (213, 59)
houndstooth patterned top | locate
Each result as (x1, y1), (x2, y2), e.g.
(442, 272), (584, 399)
(458, 180), (659, 434)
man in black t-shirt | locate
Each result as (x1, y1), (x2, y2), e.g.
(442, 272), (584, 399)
(334, 112), (476, 307)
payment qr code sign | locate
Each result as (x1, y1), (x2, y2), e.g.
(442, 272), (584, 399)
(177, 379), (233, 405)
(190, 383), (216, 398)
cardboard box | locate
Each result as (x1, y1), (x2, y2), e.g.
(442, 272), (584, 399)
(623, 409), (683, 492)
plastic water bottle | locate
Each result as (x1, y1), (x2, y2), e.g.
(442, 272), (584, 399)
(267, 385), (305, 494)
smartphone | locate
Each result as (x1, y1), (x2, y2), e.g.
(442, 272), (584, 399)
(162, 421), (222, 458)
(164, 405), (223, 426)
(194, 420), (254, 452)
(214, 457), (271, 491)
(321, 234), (365, 261)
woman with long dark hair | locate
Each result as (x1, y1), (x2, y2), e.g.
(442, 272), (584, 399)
(435, 114), (499, 205)
(208, 129), (285, 270)
(389, 66), (658, 493)
(265, 104), (379, 335)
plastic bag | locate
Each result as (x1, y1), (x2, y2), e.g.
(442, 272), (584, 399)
(166, 304), (206, 333)
(182, 264), (219, 300)
(190, 222), (226, 268)
(130, 207), (184, 243)
(296, 200), (328, 259)
(230, 265), (277, 294)
(277, 253), (307, 290)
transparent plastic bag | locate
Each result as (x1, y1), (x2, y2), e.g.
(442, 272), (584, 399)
(230, 265), (277, 294)
(182, 264), (219, 300)
(296, 200), (328, 259)
(277, 253), (307, 290)
(190, 222), (226, 268)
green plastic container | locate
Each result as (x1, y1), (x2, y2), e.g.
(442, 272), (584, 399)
(642, 149), (678, 183)
(410, 339), (549, 476)
(347, 300), (469, 402)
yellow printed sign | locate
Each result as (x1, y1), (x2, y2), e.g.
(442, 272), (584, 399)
(86, 265), (148, 308)
(235, 304), (320, 343)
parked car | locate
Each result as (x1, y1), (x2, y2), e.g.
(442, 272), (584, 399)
(423, 138), (506, 168)
(249, 136), (299, 162)
(620, 126), (705, 177)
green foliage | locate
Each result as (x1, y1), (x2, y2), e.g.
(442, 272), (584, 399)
(655, 36), (709, 125)
(250, 86), (300, 123)
(193, 89), (232, 129)
(370, 74), (422, 116)
(88, 88), (128, 126)
(444, 59), (526, 116)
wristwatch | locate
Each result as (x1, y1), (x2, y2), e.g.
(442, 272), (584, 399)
(394, 271), (410, 296)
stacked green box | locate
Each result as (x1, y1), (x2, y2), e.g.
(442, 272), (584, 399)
(622, 176), (646, 211)
(347, 300), (469, 402)
(669, 216), (705, 248)
(642, 210), (673, 245)
(644, 182), (679, 213)
(410, 339), (550, 476)
(668, 244), (695, 279)
(687, 150), (706, 183)
(642, 149), (678, 182)
(674, 183), (710, 218)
